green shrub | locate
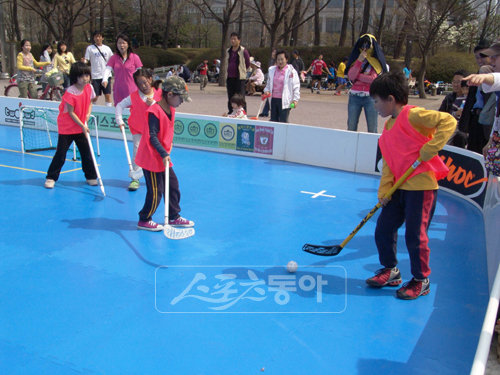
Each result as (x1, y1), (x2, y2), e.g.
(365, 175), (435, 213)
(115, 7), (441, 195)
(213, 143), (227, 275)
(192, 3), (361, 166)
(136, 46), (187, 68)
(423, 52), (477, 82)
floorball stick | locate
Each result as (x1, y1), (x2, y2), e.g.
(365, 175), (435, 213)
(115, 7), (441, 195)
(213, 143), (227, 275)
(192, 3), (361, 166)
(85, 129), (106, 197)
(120, 126), (133, 173)
(303, 158), (422, 256)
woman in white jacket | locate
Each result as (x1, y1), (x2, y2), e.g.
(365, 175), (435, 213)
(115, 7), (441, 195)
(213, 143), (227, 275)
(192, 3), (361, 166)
(263, 50), (300, 123)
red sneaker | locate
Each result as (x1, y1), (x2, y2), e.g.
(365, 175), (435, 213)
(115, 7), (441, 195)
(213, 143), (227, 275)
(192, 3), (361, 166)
(137, 220), (163, 232)
(168, 216), (194, 227)
(366, 267), (402, 287)
(396, 278), (430, 300)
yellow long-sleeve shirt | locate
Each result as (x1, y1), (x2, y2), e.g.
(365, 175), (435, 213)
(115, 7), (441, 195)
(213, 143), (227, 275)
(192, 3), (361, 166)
(16, 52), (50, 71)
(53, 52), (76, 74)
(378, 107), (456, 198)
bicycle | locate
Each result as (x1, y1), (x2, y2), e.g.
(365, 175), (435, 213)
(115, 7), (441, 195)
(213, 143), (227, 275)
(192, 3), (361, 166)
(4, 72), (63, 101)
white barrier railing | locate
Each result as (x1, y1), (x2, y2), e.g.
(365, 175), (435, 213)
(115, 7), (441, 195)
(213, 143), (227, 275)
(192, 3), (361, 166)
(470, 263), (500, 375)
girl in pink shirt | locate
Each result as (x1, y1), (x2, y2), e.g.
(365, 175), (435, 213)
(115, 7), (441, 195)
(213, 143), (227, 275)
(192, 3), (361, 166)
(103, 33), (143, 105)
(45, 62), (97, 189)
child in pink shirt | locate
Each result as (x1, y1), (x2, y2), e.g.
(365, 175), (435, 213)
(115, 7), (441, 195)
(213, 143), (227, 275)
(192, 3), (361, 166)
(45, 62), (97, 189)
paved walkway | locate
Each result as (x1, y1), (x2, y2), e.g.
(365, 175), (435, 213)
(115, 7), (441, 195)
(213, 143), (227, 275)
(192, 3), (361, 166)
(0, 79), (443, 132)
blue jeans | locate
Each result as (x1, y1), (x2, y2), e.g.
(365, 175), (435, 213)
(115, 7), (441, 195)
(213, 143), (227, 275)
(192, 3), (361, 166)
(347, 94), (378, 133)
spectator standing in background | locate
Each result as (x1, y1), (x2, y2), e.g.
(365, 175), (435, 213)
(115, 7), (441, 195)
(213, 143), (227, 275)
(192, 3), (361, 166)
(197, 59), (209, 90)
(346, 34), (388, 133)
(83, 31), (114, 106)
(225, 32), (251, 114)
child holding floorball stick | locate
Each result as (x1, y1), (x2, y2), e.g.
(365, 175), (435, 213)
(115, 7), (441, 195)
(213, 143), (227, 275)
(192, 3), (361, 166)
(134, 76), (195, 232)
(366, 71), (456, 300)
(115, 68), (163, 191)
(45, 62), (97, 189)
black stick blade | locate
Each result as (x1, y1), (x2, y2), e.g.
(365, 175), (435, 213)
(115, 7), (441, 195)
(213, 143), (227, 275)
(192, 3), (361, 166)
(302, 244), (343, 256)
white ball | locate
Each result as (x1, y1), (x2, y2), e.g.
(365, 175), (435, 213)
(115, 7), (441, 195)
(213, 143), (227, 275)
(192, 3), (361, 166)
(287, 260), (298, 273)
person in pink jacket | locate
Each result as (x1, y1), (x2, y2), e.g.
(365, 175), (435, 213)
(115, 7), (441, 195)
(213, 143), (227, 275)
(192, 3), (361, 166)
(346, 34), (388, 133)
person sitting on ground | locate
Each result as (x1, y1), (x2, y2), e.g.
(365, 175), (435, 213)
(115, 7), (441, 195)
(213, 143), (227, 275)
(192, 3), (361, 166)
(223, 94), (248, 119)
(246, 61), (264, 95)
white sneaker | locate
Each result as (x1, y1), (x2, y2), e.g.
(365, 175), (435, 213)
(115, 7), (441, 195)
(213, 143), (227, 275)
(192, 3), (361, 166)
(44, 179), (55, 189)
(86, 179), (98, 186)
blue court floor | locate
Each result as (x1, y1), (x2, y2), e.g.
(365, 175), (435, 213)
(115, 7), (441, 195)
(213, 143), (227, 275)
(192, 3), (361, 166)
(0, 124), (489, 374)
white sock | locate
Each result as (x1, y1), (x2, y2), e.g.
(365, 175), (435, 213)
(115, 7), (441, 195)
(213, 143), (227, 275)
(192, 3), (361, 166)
(105, 102), (113, 107)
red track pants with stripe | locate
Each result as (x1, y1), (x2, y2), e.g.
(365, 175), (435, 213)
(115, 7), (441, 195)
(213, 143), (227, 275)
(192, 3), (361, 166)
(374, 189), (437, 280)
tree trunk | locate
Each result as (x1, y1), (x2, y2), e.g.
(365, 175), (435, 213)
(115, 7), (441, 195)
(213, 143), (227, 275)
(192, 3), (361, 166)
(238, 0), (243, 37)
(360, 0), (370, 35)
(108, 0), (118, 37)
(338, 0), (349, 47)
(99, 0), (105, 34)
(393, 0), (416, 59)
(417, 53), (427, 99)
(162, 0), (174, 49)
(88, 0), (95, 39)
(218, 22), (229, 87)
(351, 0), (357, 46)
(313, 0), (320, 45)
(404, 38), (413, 68)
(290, 0), (302, 47)
(259, 0), (266, 47)
(375, 0), (387, 43)
(139, 0), (146, 46)
(12, 0), (21, 40)
(479, 0), (493, 42)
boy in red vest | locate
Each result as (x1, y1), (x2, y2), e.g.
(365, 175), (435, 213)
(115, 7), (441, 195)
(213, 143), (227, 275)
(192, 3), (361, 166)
(134, 76), (194, 231)
(366, 71), (456, 299)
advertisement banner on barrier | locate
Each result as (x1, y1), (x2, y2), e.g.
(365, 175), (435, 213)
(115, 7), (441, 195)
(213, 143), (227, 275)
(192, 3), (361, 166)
(219, 122), (237, 150)
(254, 126), (274, 155)
(375, 146), (488, 209)
(236, 124), (255, 152)
(174, 118), (219, 148)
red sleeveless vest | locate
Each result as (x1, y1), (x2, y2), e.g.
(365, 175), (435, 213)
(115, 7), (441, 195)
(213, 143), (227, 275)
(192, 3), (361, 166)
(378, 105), (448, 183)
(135, 103), (175, 172)
(128, 88), (162, 135)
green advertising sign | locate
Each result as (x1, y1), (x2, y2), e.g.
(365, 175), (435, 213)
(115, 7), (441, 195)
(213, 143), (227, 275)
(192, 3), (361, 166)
(174, 118), (219, 148)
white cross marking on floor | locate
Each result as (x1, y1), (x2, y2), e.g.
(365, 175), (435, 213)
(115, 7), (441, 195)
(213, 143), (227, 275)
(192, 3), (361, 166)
(300, 190), (336, 198)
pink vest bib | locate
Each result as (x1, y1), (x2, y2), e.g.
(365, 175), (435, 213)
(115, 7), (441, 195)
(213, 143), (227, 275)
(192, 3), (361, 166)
(128, 88), (162, 135)
(135, 103), (174, 172)
(379, 105), (448, 183)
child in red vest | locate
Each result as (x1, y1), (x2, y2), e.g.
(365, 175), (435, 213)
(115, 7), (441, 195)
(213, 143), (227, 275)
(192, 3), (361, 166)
(366, 71), (456, 299)
(134, 76), (194, 231)
(45, 62), (97, 189)
(115, 68), (163, 191)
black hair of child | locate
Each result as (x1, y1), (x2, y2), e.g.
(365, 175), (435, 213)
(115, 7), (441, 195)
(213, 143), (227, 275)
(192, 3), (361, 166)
(133, 68), (162, 89)
(57, 41), (67, 55)
(369, 71), (409, 105)
(20, 39), (30, 48)
(230, 93), (246, 108)
(69, 62), (91, 85)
